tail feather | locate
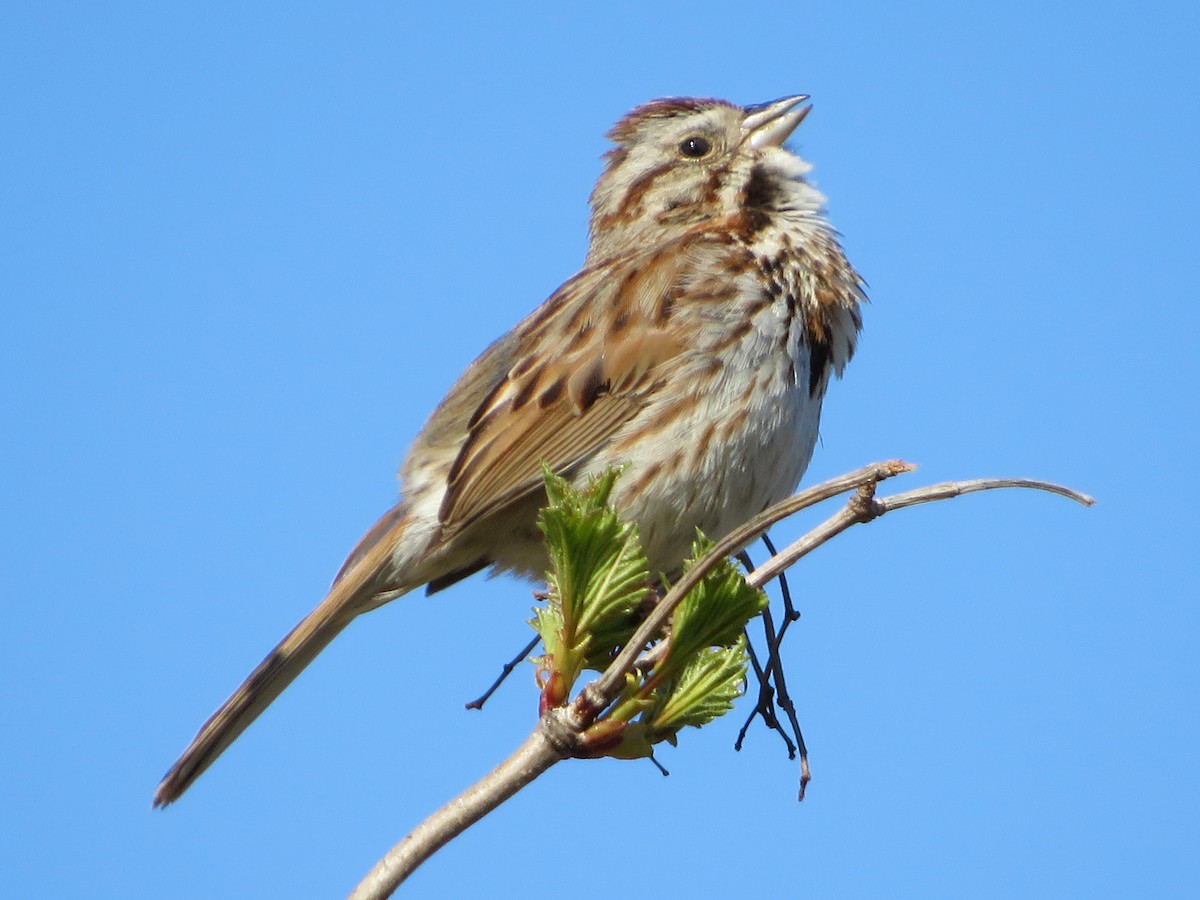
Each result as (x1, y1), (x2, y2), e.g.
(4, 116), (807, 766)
(153, 514), (410, 807)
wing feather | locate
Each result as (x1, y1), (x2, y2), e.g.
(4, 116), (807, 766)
(437, 244), (693, 531)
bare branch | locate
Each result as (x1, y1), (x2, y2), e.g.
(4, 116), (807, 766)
(348, 717), (573, 900)
(878, 477), (1095, 511)
(745, 476), (1094, 589)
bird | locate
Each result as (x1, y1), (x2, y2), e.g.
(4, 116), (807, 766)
(154, 94), (865, 807)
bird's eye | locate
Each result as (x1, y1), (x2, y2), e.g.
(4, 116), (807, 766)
(678, 135), (712, 158)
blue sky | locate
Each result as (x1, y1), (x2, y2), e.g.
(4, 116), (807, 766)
(3, 3), (1198, 897)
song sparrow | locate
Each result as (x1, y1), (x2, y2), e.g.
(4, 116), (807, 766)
(154, 95), (865, 806)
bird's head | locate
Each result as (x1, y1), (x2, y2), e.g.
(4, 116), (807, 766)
(587, 95), (820, 264)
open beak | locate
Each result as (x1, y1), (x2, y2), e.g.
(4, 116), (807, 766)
(742, 95), (811, 150)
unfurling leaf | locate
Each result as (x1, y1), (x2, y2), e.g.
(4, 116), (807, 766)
(647, 637), (751, 734)
(533, 467), (650, 700)
(531, 469), (766, 761)
(666, 536), (768, 667)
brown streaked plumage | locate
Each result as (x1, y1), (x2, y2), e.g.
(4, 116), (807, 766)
(153, 95), (865, 807)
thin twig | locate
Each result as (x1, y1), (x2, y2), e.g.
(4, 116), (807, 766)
(736, 537), (806, 768)
(737, 634), (789, 752)
(760, 533), (799, 624)
(734, 557), (796, 757)
(762, 606), (805, 756)
(744, 476), (1094, 590)
(465, 635), (540, 710)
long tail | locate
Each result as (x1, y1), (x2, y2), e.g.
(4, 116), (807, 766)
(153, 508), (411, 807)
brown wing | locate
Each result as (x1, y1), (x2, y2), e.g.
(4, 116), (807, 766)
(437, 243), (692, 532)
